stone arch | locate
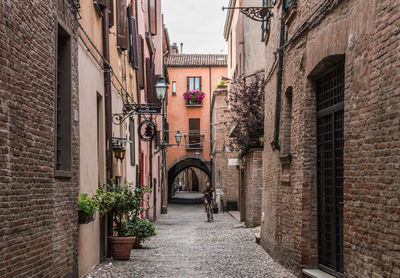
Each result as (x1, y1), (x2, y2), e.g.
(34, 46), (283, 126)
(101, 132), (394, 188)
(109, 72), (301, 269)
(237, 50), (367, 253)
(167, 155), (211, 199)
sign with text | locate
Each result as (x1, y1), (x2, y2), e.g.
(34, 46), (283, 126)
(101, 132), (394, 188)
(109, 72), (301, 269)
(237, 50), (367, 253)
(228, 159), (239, 166)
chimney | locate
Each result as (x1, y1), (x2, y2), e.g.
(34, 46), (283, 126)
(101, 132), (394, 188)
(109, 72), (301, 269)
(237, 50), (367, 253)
(180, 43), (183, 54)
(171, 43), (179, 54)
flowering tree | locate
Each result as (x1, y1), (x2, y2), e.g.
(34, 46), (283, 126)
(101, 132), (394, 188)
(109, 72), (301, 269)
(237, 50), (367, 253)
(183, 90), (206, 102)
(227, 75), (265, 157)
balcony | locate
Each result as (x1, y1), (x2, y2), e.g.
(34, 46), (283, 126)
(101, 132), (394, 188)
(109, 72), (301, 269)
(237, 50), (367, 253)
(186, 99), (203, 107)
(184, 134), (205, 150)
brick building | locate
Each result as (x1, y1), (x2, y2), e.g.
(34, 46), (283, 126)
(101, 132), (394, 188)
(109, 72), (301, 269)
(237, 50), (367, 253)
(0, 0), (80, 277)
(260, 0), (400, 277)
(211, 87), (240, 211)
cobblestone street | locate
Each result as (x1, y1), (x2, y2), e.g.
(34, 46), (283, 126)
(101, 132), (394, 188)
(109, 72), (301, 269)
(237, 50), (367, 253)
(87, 204), (296, 278)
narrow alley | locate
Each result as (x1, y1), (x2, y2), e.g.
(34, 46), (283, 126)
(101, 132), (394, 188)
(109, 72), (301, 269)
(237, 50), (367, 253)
(87, 203), (295, 278)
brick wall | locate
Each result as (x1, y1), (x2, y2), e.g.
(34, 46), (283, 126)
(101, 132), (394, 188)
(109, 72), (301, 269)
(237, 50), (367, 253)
(260, 0), (400, 276)
(243, 149), (263, 227)
(212, 87), (240, 209)
(0, 1), (79, 277)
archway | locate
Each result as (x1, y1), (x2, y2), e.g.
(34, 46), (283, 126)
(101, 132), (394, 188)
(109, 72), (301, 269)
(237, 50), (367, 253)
(167, 155), (211, 200)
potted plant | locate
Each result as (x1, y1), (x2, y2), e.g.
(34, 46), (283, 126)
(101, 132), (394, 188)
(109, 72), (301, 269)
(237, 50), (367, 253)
(128, 218), (157, 248)
(94, 182), (148, 260)
(213, 201), (219, 214)
(78, 193), (97, 224)
(183, 90), (206, 105)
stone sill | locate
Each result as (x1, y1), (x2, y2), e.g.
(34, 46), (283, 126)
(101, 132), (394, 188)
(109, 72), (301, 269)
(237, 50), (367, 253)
(186, 104), (203, 107)
(302, 269), (336, 278)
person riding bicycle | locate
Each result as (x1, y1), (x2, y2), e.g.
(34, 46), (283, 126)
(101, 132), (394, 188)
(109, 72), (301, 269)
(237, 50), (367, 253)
(203, 182), (214, 221)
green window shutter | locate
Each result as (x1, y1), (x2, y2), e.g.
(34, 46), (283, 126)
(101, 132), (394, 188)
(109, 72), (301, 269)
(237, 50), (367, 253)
(261, 0), (267, 41)
(283, 0), (294, 11)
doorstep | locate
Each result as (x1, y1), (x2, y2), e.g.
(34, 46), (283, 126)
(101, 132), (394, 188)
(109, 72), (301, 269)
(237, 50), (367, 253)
(302, 269), (336, 278)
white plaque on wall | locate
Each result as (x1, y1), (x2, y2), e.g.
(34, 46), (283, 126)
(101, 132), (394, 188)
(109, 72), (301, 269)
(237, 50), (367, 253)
(228, 159), (239, 166)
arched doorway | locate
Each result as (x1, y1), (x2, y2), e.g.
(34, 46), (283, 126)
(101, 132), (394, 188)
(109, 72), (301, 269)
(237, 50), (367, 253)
(167, 155), (211, 200)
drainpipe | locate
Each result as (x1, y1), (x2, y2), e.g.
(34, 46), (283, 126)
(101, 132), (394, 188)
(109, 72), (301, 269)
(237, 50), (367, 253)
(102, 8), (113, 181)
(101, 6), (113, 255)
(273, 10), (285, 151)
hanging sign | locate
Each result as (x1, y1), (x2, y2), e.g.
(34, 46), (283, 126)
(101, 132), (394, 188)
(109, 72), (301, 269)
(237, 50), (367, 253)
(139, 120), (157, 142)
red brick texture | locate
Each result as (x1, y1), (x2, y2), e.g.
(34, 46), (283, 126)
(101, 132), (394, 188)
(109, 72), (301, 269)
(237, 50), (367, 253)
(0, 1), (79, 277)
(261, 0), (400, 277)
(242, 149), (263, 227)
(211, 88), (240, 209)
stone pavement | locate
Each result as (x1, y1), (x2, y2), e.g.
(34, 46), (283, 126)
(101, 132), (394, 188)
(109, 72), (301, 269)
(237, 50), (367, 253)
(86, 204), (296, 278)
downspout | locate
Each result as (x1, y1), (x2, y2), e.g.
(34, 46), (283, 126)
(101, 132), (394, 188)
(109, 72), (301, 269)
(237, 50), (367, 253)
(273, 9), (285, 150)
(101, 6), (113, 254)
(102, 7), (113, 184)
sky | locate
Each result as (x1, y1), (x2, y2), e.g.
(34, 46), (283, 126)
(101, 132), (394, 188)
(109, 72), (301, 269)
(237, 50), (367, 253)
(162, 0), (229, 54)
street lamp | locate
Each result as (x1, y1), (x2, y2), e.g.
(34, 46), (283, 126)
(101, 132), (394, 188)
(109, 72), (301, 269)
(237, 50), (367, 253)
(112, 143), (126, 160)
(154, 78), (168, 101)
(174, 131), (182, 146)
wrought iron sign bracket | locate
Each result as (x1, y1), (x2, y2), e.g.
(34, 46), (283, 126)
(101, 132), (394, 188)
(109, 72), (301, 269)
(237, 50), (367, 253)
(222, 6), (273, 22)
(112, 103), (162, 125)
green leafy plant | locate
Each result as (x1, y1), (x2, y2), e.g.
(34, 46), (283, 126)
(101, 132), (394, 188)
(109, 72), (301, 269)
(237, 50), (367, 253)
(78, 193), (97, 216)
(127, 218), (157, 242)
(213, 200), (219, 209)
(93, 182), (149, 237)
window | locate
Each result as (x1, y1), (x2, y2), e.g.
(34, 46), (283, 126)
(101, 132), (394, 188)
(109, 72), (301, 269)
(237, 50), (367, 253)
(187, 77), (201, 91)
(116, 0), (127, 50)
(261, 0), (270, 41)
(282, 87), (293, 155)
(129, 118), (135, 166)
(316, 64), (344, 275)
(172, 81), (176, 95)
(149, 0), (157, 35)
(188, 118), (201, 150)
(55, 24), (72, 176)
(283, 0), (294, 11)
(107, 0), (114, 28)
(127, 6), (139, 69)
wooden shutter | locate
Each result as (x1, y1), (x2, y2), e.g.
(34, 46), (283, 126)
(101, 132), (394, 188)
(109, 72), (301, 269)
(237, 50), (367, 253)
(137, 35), (145, 89)
(189, 118), (201, 149)
(146, 58), (153, 103)
(106, 0), (114, 27)
(189, 118), (200, 134)
(97, 0), (107, 7)
(129, 118), (135, 165)
(149, 0), (157, 35)
(128, 6), (139, 69)
(116, 0), (127, 50)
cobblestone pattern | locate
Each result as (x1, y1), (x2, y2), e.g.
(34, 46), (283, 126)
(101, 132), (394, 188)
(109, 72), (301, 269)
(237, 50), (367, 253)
(261, 0), (400, 276)
(0, 1), (79, 277)
(87, 204), (296, 278)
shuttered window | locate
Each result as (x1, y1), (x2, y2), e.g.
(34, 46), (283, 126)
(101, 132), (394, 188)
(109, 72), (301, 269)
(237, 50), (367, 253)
(137, 35), (145, 89)
(127, 6), (139, 69)
(97, 0), (107, 7)
(145, 57), (154, 103)
(283, 0), (294, 11)
(149, 0), (157, 35)
(107, 0), (114, 27)
(116, 0), (127, 50)
(188, 118), (201, 149)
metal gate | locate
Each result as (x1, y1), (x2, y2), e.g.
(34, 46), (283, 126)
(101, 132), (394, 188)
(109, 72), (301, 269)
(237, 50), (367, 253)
(316, 65), (344, 276)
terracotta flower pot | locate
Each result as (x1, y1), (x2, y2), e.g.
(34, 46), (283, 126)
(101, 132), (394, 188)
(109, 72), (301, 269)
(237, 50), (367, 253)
(132, 239), (141, 249)
(108, 236), (135, 260)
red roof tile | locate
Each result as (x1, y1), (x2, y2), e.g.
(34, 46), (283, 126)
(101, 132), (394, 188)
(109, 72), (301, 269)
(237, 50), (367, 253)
(165, 54), (227, 67)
